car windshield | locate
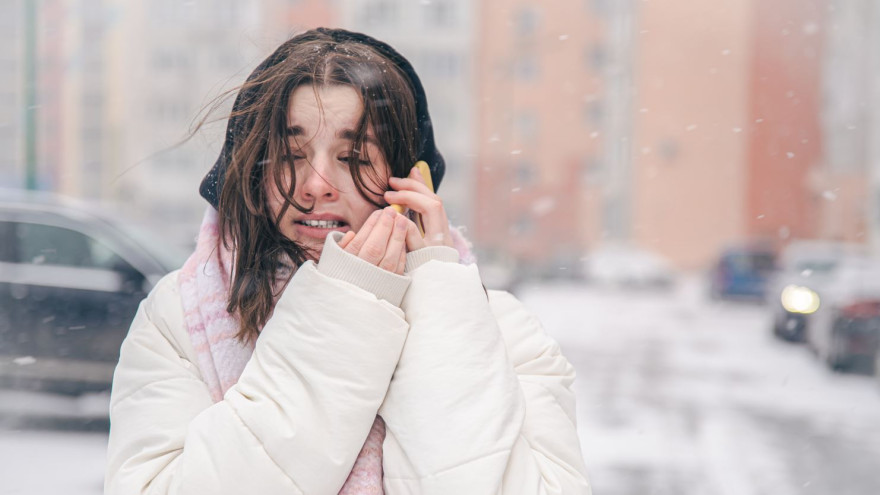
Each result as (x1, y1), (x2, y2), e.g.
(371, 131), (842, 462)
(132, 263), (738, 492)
(793, 259), (838, 275)
(112, 221), (189, 272)
(726, 252), (774, 273)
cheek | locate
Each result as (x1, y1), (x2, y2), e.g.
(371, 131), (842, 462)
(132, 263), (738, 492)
(265, 168), (295, 214)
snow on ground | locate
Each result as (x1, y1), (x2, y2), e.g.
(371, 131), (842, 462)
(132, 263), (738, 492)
(0, 429), (107, 495)
(518, 277), (880, 495)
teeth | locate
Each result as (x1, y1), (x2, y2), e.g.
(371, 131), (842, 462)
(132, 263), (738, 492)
(299, 220), (343, 228)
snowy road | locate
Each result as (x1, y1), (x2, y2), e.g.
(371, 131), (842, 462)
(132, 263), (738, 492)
(519, 280), (880, 495)
(2, 279), (879, 494)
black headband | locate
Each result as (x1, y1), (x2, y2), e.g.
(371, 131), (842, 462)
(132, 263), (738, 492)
(198, 27), (446, 209)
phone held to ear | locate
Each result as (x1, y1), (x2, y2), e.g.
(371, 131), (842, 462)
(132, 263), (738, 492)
(390, 160), (433, 236)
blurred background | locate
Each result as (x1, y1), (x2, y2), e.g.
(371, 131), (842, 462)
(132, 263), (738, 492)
(2, 0), (880, 494)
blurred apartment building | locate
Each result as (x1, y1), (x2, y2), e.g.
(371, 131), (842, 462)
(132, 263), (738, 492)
(7, 0), (879, 269)
(868, 3), (880, 252)
(0, 1), (25, 188)
(338, 0), (477, 228)
(474, 0), (613, 273)
(745, 0), (836, 249)
(476, 0), (879, 271)
(5, 0), (475, 247)
(109, 0), (276, 245)
(2, 0), (132, 199)
(632, 0), (755, 270)
(818, 0), (880, 248)
(2, 0), (335, 246)
(633, 0), (880, 269)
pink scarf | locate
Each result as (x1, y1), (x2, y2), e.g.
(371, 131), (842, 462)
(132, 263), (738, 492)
(178, 207), (474, 494)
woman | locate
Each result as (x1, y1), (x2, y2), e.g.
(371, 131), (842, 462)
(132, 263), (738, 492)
(105, 28), (590, 494)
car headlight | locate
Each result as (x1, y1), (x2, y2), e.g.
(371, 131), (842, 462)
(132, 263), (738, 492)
(780, 285), (820, 314)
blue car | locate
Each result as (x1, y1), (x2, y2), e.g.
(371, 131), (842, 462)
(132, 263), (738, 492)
(709, 247), (777, 301)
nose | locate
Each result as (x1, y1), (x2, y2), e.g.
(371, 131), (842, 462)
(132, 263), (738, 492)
(297, 155), (340, 202)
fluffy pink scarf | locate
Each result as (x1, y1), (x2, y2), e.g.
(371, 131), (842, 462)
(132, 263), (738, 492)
(178, 207), (474, 494)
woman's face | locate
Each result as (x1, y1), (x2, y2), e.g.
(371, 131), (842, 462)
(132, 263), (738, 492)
(267, 84), (389, 259)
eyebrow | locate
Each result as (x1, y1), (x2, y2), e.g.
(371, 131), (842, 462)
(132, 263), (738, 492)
(286, 126), (379, 146)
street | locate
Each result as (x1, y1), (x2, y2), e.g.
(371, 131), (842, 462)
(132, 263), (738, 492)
(2, 278), (880, 494)
(519, 279), (880, 495)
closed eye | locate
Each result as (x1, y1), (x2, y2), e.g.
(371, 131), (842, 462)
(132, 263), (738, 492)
(340, 156), (372, 166)
(283, 154), (306, 163)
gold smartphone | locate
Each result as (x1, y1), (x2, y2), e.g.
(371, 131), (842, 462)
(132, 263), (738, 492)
(391, 160), (433, 235)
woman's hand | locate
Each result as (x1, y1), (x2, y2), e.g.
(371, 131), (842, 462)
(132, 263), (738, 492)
(337, 207), (424, 275)
(384, 166), (453, 248)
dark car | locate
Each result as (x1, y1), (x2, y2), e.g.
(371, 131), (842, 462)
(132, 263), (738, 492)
(709, 246), (776, 301)
(803, 257), (880, 372)
(0, 189), (187, 396)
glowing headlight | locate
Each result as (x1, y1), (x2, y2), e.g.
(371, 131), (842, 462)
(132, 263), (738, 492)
(780, 285), (820, 314)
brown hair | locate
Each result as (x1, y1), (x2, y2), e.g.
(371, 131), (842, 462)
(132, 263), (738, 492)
(201, 30), (420, 341)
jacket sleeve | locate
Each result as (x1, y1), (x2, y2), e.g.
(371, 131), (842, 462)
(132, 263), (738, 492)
(378, 260), (591, 494)
(104, 263), (409, 495)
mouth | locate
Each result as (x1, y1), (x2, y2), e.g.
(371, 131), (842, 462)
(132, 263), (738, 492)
(293, 218), (350, 239)
(295, 219), (346, 228)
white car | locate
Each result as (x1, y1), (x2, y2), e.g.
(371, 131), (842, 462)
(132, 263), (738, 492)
(0, 189), (187, 397)
(581, 244), (675, 289)
(767, 241), (865, 341)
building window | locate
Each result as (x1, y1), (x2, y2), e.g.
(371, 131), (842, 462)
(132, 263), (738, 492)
(425, 0), (455, 28)
(362, 0), (398, 27)
(513, 111), (538, 140)
(515, 7), (540, 37)
(582, 155), (604, 185)
(153, 49), (193, 71)
(82, 92), (104, 108)
(513, 54), (539, 81)
(513, 213), (535, 235)
(152, 99), (189, 121)
(588, 0), (610, 16)
(420, 51), (461, 78)
(586, 43), (607, 71)
(514, 160), (536, 186)
(584, 100), (603, 125)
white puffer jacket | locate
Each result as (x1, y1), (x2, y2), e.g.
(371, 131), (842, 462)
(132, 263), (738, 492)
(104, 235), (590, 494)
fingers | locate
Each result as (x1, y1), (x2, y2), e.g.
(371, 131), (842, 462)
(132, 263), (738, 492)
(343, 209), (383, 256)
(379, 214), (408, 274)
(383, 189), (451, 245)
(341, 207), (424, 274)
(360, 208), (396, 265)
(387, 173), (436, 198)
(385, 166), (451, 247)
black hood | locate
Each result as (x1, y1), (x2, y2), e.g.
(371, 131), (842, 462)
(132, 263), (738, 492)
(199, 27), (446, 209)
